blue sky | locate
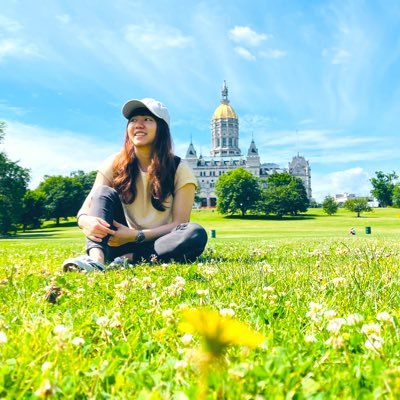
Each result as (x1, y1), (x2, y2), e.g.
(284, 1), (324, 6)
(1, 0), (399, 201)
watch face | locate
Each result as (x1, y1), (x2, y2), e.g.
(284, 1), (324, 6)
(136, 230), (145, 243)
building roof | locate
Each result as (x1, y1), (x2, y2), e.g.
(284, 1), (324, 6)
(212, 102), (238, 120)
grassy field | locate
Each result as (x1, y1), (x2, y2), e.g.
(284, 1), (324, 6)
(1, 208), (400, 399)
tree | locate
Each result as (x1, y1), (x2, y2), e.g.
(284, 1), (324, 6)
(70, 170), (96, 196)
(344, 197), (372, 218)
(260, 172), (309, 218)
(0, 121), (5, 142)
(0, 122), (31, 234)
(392, 183), (400, 208)
(38, 175), (84, 225)
(370, 171), (398, 207)
(215, 168), (261, 216)
(322, 195), (339, 215)
(20, 189), (46, 231)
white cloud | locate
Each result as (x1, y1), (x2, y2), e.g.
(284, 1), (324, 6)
(312, 167), (372, 201)
(0, 38), (39, 61)
(322, 47), (350, 64)
(229, 26), (269, 47)
(234, 46), (256, 61)
(0, 15), (22, 32)
(124, 23), (193, 50)
(258, 49), (286, 59)
(1, 121), (119, 189)
(0, 100), (29, 116)
(56, 14), (71, 24)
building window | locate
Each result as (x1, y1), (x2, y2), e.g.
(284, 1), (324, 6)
(222, 138), (226, 146)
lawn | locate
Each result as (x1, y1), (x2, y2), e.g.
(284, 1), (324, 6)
(0, 208), (400, 399)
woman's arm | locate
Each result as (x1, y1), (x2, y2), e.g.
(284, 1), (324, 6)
(107, 183), (196, 246)
(77, 171), (116, 242)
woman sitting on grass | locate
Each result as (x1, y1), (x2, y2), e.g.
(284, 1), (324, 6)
(62, 98), (207, 272)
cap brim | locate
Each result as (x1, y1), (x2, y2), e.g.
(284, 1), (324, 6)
(122, 99), (148, 119)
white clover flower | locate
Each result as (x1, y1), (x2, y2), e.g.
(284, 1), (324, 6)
(34, 379), (54, 398)
(346, 313), (364, 326)
(53, 324), (69, 338)
(162, 308), (174, 318)
(142, 276), (155, 289)
(376, 311), (394, 324)
(110, 312), (122, 328)
(330, 277), (347, 286)
(115, 292), (127, 303)
(261, 263), (274, 273)
(96, 316), (110, 328)
(71, 337), (85, 346)
(196, 289), (209, 296)
(304, 334), (318, 343)
(306, 302), (324, 321)
(203, 267), (216, 277)
(361, 323), (381, 336)
(175, 276), (186, 287)
(181, 333), (193, 346)
(114, 280), (130, 289)
(364, 335), (384, 352)
(219, 308), (235, 317)
(262, 286), (274, 293)
(325, 335), (345, 349)
(149, 293), (161, 307)
(41, 361), (52, 373)
(326, 318), (346, 334)
(174, 359), (188, 370)
(324, 310), (337, 320)
(0, 331), (7, 344)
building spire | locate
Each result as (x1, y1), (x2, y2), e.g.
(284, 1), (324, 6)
(221, 80), (229, 104)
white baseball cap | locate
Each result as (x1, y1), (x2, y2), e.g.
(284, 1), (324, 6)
(122, 98), (170, 128)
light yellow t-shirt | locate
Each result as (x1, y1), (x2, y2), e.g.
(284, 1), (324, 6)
(98, 154), (197, 229)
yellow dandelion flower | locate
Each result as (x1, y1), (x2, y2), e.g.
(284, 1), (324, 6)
(179, 308), (264, 357)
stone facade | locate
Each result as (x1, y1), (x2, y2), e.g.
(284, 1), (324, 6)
(185, 82), (312, 207)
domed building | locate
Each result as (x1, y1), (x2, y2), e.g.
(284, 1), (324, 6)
(185, 81), (312, 207)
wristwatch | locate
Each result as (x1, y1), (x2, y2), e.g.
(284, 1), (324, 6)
(136, 230), (145, 243)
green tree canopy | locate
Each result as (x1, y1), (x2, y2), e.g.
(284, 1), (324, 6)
(370, 171), (398, 207)
(260, 172), (309, 218)
(0, 123), (31, 234)
(38, 175), (84, 225)
(0, 153), (31, 234)
(322, 195), (339, 215)
(392, 183), (400, 208)
(70, 170), (96, 196)
(20, 189), (46, 231)
(215, 168), (261, 216)
(0, 121), (5, 143)
(344, 197), (372, 218)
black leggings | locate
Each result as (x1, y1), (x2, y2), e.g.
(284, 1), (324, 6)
(86, 185), (208, 263)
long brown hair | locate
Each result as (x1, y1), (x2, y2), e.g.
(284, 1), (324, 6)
(112, 111), (176, 211)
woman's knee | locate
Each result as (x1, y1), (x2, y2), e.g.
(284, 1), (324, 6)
(154, 222), (208, 262)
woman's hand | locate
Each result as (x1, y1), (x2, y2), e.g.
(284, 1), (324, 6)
(107, 220), (136, 247)
(79, 215), (115, 242)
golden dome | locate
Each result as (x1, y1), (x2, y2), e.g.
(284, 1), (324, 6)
(212, 102), (238, 120)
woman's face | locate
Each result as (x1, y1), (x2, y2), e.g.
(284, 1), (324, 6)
(127, 114), (157, 148)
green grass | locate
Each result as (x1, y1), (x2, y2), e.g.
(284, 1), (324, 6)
(1, 208), (400, 399)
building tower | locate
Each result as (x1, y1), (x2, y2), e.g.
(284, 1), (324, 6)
(288, 154), (312, 199)
(210, 81), (241, 157)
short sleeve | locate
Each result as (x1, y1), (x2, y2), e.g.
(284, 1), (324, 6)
(97, 153), (118, 183)
(174, 160), (197, 193)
